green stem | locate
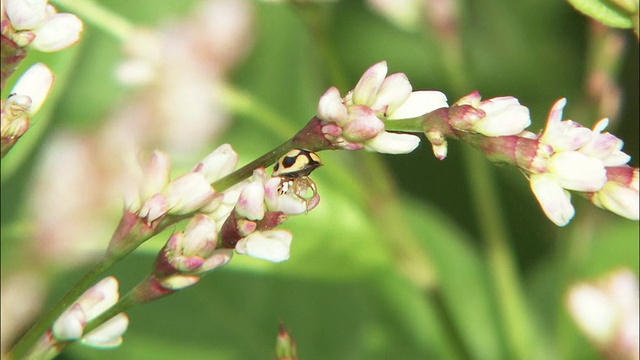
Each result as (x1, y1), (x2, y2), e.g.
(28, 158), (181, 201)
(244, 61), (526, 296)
(461, 147), (537, 359)
(211, 140), (295, 192)
(52, 0), (135, 42)
(9, 256), (117, 359)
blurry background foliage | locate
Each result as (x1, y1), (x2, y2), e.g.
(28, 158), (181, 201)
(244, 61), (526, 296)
(1, 0), (638, 359)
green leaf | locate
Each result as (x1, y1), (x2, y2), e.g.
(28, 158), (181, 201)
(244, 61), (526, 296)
(566, 0), (634, 28)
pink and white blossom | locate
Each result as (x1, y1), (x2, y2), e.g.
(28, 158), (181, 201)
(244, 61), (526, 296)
(317, 61), (448, 154)
(52, 277), (127, 347)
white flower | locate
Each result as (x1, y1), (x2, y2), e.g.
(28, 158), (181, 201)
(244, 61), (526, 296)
(539, 98), (591, 152)
(4, 0), (83, 52)
(235, 229), (293, 263)
(567, 269), (639, 359)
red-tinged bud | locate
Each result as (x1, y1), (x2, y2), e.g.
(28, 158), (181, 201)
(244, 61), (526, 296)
(220, 212), (243, 248)
(257, 211), (287, 230)
(276, 323), (298, 360)
(130, 274), (181, 304)
(447, 104), (485, 132)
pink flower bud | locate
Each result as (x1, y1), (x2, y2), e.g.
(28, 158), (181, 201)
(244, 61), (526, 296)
(472, 96), (531, 136)
(140, 150), (171, 201)
(138, 193), (168, 223)
(342, 105), (384, 142)
(317, 87), (348, 125)
(236, 180), (266, 220)
(196, 248), (234, 273)
(352, 61), (387, 105)
(192, 143), (238, 183)
(370, 72), (412, 117)
(182, 215), (218, 257)
(590, 180), (639, 220)
(165, 172), (216, 215)
(580, 118), (631, 167)
(52, 277), (120, 341)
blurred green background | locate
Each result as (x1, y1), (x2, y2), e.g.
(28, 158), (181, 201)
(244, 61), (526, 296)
(1, 0), (638, 359)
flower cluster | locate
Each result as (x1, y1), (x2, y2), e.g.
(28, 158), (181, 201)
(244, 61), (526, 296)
(29, 277), (128, 358)
(529, 99), (637, 226)
(115, 146), (322, 305)
(124, 144), (238, 226)
(566, 269), (639, 359)
(317, 61), (448, 154)
(423, 93), (638, 226)
(2, 0), (83, 52)
(1, 0), (83, 157)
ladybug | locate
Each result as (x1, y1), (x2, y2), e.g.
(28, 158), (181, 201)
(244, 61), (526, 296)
(272, 149), (322, 179)
(272, 149), (322, 209)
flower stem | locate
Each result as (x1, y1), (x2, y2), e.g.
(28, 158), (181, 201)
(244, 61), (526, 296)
(8, 256), (117, 359)
(212, 141), (295, 192)
(461, 147), (539, 359)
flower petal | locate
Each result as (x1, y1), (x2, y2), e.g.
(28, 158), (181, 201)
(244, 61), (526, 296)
(370, 72), (412, 117)
(530, 173), (575, 226)
(352, 61), (387, 105)
(5, 0), (50, 30)
(10, 63), (55, 116)
(317, 86), (348, 125)
(388, 90), (448, 120)
(31, 13), (83, 52)
(364, 131), (420, 154)
(193, 143), (238, 183)
(236, 230), (292, 263)
(548, 151), (607, 192)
